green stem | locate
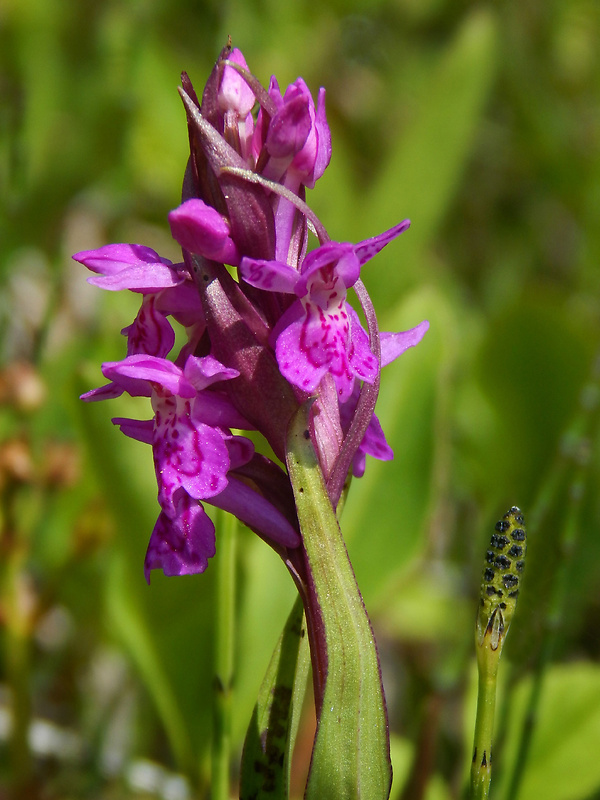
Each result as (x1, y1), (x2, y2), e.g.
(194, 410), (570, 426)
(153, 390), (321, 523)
(471, 662), (498, 800)
(212, 509), (237, 800)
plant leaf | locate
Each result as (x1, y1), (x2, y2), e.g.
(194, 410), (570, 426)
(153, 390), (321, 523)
(286, 403), (392, 800)
(239, 595), (309, 800)
(498, 662), (600, 800)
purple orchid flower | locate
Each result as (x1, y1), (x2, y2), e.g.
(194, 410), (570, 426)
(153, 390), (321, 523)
(74, 243), (205, 354)
(83, 352), (298, 579)
(77, 44), (427, 587)
(239, 219), (411, 402)
(250, 76), (331, 264)
(144, 489), (217, 580)
(75, 44), (434, 799)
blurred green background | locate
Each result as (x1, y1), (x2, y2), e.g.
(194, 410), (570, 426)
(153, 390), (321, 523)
(2, 0), (600, 798)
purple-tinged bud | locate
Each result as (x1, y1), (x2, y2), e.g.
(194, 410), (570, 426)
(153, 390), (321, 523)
(218, 48), (255, 118)
(218, 48), (256, 161)
(168, 199), (241, 265)
(198, 44), (231, 131)
(265, 94), (311, 160)
(257, 78), (332, 190)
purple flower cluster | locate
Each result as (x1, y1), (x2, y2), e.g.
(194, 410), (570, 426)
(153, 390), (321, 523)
(75, 45), (428, 581)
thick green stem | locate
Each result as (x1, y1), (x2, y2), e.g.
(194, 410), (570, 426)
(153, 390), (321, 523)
(211, 509), (237, 800)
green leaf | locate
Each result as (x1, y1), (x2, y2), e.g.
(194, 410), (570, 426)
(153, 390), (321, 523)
(239, 595), (309, 800)
(498, 662), (600, 800)
(286, 404), (392, 800)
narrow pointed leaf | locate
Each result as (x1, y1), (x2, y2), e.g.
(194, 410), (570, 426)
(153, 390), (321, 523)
(286, 403), (392, 800)
(240, 595), (309, 800)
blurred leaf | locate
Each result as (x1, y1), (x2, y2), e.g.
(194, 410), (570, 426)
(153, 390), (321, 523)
(377, 564), (471, 645)
(475, 289), (598, 502)
(105, 552), (194, 773)
(363, 7), (499, 306)
(127, 34), (190, 200)
(389, 735), (453, 800)
(498, 662), (600, 800)
(344, 285), (462, 604)
(240, 596), (309, 800)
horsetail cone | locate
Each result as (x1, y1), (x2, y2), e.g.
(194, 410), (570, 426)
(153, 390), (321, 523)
(470, 507), (526, 800)
(477, 506), (527, 653)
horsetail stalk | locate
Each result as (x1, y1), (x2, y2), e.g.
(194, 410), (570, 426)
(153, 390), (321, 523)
(470, 507), (526, 800)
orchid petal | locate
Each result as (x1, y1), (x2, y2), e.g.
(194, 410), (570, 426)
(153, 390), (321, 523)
(112, 417), (154, 445)
(380, 320), (429, 367)
(153, 396), (230, 511)
(311, 87), (332, 185)
(219, 48), (256, 117)
(210, 477), (300, 548)
(351, 413), (393, 478)
(80, 382), (124, 402)
(74, 244), (181, 292)
(345, 307), (378, 385)
(102, 356), (195, 398)
(266, 93), (311, 159)
(296, 242), (359, 295)
(239, 256), (300, 293)
(226, 435), (255, 470)
(353, 220), (411, 266)
(183, 354), (240, 391)
(122, 296), (175, 358)
(144, 492), (216, 582)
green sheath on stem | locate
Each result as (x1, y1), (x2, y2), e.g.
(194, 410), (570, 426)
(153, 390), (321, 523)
(471, 506), (526, 800)
(286, 402), (392, 800)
